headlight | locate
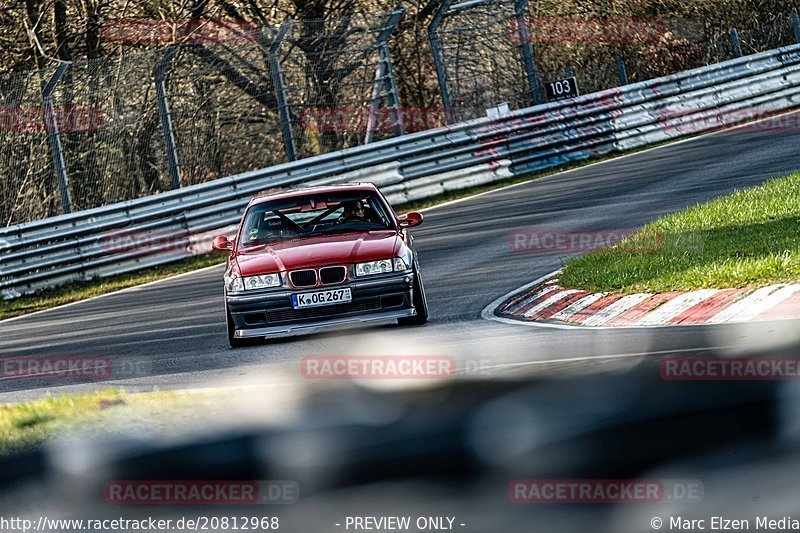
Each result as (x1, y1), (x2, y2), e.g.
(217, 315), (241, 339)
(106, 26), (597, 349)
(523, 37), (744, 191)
(243, 273), (281, 290)
(224, 273), (244, 293)
(393, 257), (409, 271)
(355, 259), (393, 277)
(355, 258), (409, 277)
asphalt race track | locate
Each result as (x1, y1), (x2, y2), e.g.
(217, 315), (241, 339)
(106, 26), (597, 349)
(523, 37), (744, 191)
(3, 115), (800, 401)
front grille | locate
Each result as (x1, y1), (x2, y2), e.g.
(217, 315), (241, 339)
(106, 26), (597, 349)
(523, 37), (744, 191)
(319, 266), (346, 285)
(267, 298), (382, 324)
(290, 269), (317, 287)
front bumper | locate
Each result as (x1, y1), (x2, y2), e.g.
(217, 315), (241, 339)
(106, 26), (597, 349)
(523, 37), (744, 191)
(226, 272), (416, 338)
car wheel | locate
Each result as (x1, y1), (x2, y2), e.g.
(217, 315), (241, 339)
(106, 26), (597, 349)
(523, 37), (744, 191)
(226, 305), (259, 348)
(398, 265), (429, 326)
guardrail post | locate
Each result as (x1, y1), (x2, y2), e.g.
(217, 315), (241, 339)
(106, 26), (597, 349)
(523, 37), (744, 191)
(428, 0), (456, 124)
(792, 10), (800, 44)
(729, 28), (743, 57)
(615, 56), (629, 85)
(514, 0), (542, 105)
(154, 45), (182, 190)
(365, 7), (406, 144)
(42, 62), (73, 214)
(269, 21), (298, 162)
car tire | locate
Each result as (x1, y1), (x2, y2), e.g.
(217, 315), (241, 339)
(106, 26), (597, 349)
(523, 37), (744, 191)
(227, 305), (259, 348)
(398, 265), (429, 326)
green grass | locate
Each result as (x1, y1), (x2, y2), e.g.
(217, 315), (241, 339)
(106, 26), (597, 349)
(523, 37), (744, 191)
(560, 171), (800, 293)
(0, 389), (202, 454)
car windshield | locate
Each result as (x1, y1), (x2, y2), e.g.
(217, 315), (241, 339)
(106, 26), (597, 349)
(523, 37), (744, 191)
(238, 190), (393, 249)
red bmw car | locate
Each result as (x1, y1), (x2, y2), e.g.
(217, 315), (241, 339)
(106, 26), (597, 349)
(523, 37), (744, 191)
(211, 183), (429, 347)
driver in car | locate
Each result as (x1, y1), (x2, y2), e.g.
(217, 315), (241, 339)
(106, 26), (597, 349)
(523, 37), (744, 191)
(338, 201), (369, 223)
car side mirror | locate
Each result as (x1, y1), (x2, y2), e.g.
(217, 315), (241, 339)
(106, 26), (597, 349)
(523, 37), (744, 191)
(398, 212), (423, 228)
(211, 235), (233, 252)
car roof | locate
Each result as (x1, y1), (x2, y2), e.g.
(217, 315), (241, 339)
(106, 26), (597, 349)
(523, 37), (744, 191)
(247, 183), (379, 207)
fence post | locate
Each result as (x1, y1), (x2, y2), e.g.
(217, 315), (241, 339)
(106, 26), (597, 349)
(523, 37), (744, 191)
(381, 40), (405, 136)
(428, 0), (456, 124)
(513, 0), (542, 105)
(269, 21), (297, 162)
(365, 60), (387, 144)
(729, 28), (743, 57)
(154, 45), (182, 190)
(792, 10), (800, 44)
(42, 62), (73, 214)
(365, 7), (406, 144)
(615, 55), (629, 86)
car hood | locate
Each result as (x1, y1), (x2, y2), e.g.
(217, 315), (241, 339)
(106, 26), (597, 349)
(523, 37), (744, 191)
(235, 230), (401, 276)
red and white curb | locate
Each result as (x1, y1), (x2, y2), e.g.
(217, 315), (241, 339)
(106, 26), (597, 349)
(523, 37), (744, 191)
(492, 273), (800, 328)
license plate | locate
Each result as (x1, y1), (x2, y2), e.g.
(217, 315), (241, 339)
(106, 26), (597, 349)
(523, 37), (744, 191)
(292, 288), (352, 309)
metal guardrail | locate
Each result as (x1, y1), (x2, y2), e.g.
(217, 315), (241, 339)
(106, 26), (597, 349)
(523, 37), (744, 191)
(2, 43), (800, 298)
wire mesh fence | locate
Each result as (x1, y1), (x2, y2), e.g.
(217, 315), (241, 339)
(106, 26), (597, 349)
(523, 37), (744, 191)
(166, 28), (285, 187)
(1, 10), (408, 225)
(431, 0), (533, 122)
(430, 5), (800, 120)
(0, 67), (60, 226)
(615, 27), (734, 87)
(52, 51), (169, 213)
(280, 12), (405, 159)
(2, 4), (800, 226)
(738, 14), (798, 56)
